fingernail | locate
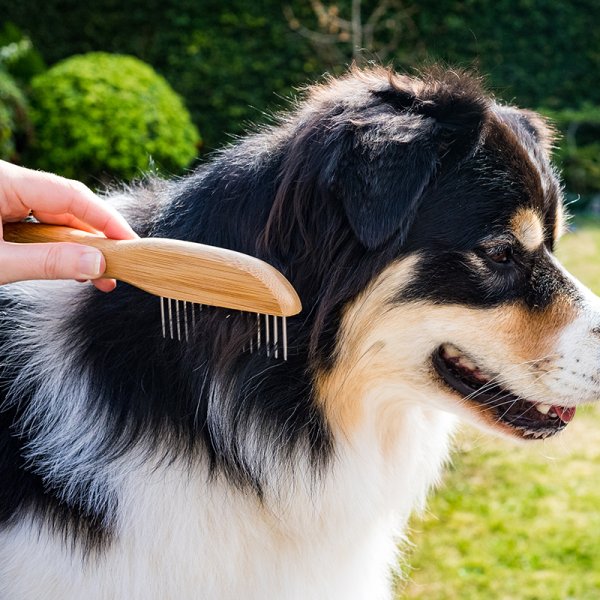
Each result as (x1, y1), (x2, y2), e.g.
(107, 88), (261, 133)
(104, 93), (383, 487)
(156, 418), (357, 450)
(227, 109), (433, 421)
(79, 250), (103, 279)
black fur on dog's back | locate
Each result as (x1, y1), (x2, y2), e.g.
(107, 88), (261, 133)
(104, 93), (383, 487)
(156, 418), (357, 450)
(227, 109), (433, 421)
(0, 66), (557, 550)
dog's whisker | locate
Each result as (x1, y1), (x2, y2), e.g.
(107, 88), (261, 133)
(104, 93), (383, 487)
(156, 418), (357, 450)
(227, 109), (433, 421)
(459, 357), (559, 405)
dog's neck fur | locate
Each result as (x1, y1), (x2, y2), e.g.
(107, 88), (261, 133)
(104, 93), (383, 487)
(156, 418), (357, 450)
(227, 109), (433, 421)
(0, 303), (455, 599)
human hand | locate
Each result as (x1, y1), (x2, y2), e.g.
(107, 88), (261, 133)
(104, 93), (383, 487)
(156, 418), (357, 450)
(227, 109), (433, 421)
(0, 160), (137, 292)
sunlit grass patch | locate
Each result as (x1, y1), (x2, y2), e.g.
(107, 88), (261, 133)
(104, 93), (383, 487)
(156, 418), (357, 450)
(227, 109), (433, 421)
(555, 216), (600, 294)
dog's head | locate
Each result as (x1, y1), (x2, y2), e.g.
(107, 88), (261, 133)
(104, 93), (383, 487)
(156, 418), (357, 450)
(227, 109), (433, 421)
(67, 67), (599, 493)
(260, 67), (600, 442)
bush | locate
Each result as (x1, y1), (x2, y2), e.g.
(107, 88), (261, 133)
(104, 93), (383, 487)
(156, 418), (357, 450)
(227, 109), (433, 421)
(0, 69), (30, 161)
(542, 105), (600, 210)
(28, 52), (200, 183)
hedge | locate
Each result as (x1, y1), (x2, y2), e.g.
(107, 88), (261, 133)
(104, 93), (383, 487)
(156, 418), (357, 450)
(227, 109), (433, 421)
(28, 53), (200, 183)
(3, 1), (599, 149)
(543, 106), (600, 206)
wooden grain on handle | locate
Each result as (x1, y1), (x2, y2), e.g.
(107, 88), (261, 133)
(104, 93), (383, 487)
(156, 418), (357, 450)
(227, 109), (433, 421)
(3, 222), (302, 317)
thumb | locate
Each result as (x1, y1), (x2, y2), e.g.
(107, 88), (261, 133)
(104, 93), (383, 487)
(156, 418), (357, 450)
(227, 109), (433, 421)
(0, 241), (106, 285)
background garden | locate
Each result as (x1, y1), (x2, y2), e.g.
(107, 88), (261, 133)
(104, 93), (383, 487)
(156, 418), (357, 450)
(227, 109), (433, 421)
(1, 1), (600, 597)
(1, 0), (600, 204)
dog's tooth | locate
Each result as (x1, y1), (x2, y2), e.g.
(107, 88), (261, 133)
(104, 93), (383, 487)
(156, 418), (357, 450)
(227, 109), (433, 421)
(459, 357), (477, 371)
(535, 403), (552, 415)
(473, 369), (489, 382)
(443, 344), (461, 358)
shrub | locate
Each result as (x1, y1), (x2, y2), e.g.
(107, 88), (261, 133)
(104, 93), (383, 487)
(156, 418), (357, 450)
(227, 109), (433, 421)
(0, 69), (30, 161)
(28, 52), (200, 183)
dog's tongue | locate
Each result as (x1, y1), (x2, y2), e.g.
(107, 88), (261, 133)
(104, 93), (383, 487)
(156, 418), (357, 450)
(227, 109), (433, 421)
(554, 406), (576, 423)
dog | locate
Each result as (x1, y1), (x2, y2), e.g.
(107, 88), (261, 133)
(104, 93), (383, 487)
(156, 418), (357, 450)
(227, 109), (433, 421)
(1, 66), (599, 600)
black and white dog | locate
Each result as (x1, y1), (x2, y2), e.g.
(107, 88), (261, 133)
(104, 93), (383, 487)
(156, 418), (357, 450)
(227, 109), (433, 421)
(1, 67), (599, 599)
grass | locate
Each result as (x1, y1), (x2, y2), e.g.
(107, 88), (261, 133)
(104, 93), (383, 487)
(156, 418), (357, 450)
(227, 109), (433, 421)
(397, 218), (600, 600)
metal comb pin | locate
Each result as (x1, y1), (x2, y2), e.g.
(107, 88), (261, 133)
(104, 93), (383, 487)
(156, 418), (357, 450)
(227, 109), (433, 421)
(160, 298), (289, 360)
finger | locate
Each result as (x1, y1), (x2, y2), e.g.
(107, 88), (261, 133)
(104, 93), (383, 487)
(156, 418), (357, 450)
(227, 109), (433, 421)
(6, 166), (137, 240)
(92, 278), (117, 293)
(0, 241), (106, 285)
(78, 278), (118, 292)
(31, 210), (101, 235)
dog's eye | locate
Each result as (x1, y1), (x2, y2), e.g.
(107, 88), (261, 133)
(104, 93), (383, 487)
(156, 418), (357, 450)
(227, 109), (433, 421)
(483, 244), (513, 264)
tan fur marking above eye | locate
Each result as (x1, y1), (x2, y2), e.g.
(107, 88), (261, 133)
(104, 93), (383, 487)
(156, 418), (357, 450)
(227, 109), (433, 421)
(510, 208), (544, 251)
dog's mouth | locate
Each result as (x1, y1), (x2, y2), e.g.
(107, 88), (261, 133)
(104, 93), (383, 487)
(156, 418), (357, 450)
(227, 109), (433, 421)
(433, 344), (575, 439)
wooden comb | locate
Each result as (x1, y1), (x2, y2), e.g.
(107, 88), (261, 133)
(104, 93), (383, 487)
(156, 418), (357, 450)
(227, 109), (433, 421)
(3, 222), (302, 360)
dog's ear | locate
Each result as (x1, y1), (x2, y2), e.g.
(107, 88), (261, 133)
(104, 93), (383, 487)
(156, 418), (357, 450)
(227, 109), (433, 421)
(326, 77), (488, 249)
(325, 113), (439, 250)
(496, 106), (557, 159)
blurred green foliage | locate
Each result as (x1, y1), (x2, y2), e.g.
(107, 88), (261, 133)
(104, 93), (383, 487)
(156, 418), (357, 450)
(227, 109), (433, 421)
(1, 0), (599, 198)
(0, 1), (322, 149)
(28, 53), (200, 184)
(0, 70), (29, 161)
(413, 0), (600, 111)
(0, 23), (37, 162)
(542, 106), (600, 208)
(0, 22), (45, 83)
(3, 0), (599, 150)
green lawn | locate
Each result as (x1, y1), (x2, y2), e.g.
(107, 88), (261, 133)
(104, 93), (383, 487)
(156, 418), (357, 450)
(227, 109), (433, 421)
(398, 218), (600, 600)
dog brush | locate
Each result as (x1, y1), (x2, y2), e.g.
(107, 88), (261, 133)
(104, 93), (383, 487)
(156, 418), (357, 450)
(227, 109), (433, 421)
(3, 222), (301, 360)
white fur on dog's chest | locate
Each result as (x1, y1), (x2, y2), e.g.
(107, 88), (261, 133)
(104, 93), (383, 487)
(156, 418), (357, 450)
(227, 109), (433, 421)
(0, 406), (455, 600)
